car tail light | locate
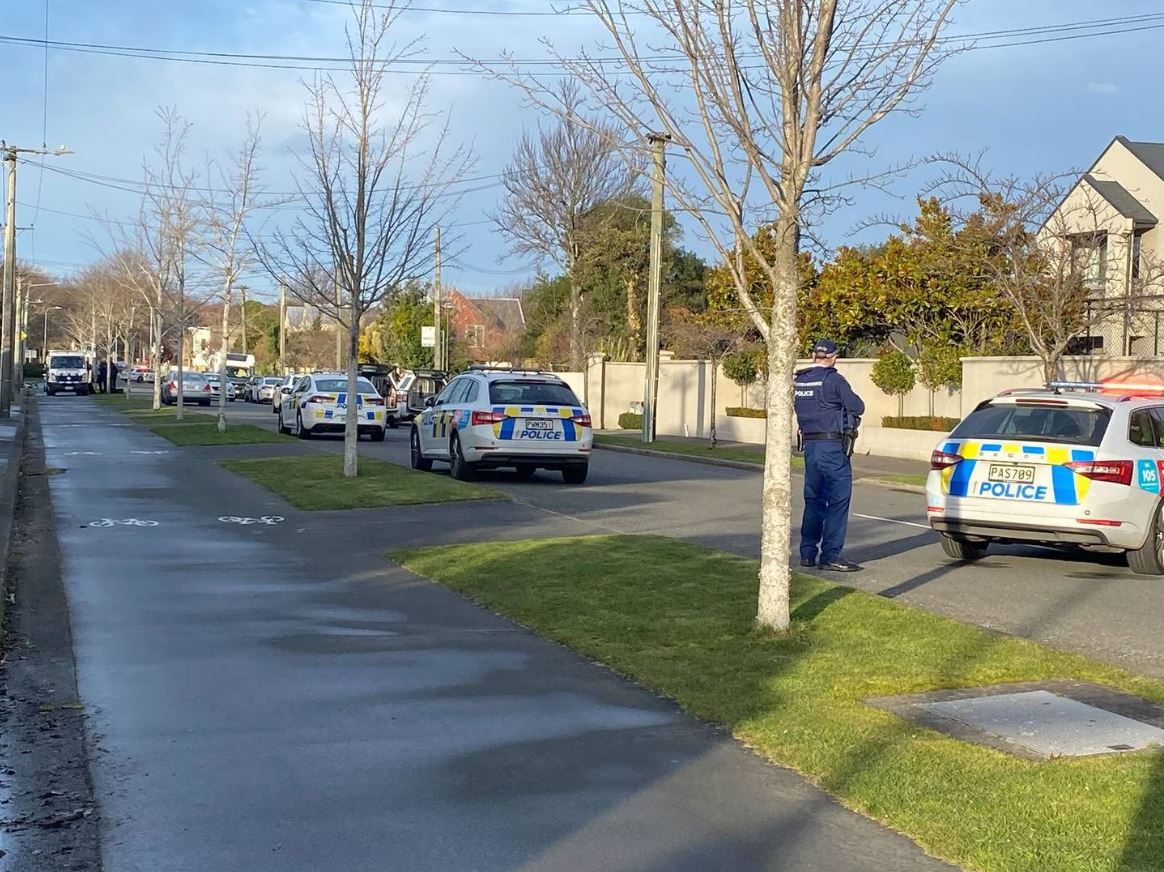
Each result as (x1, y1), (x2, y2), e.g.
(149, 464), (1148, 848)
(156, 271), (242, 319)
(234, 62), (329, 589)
(1065, 459), (1133, 486)
(365, 397), (384, 406)
(306, 395), (330, 404)
(930, 450), (963, 470)
(471, 410), (506, 426)
(1077, 518), (1123, 526)
(203, 384), (211, 392)
(571, 413), (592, 427)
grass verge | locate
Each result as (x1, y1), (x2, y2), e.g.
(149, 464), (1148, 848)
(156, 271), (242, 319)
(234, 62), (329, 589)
(596, 434), (804, 468)
(859, 472), (929, 488)
(148, 421), (290, 446)
(221, 454), (501, 510)
(395, 534), (1164, 872)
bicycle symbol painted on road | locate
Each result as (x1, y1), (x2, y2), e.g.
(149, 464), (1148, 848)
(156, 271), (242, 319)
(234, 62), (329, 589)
(218, 515), (285, 526)
(88, 518), (160, 528)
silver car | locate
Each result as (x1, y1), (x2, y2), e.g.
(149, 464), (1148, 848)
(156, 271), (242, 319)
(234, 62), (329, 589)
(204, 373), (237, 402)
(162, 371), (213, 406)
(254, 376), (284, 404)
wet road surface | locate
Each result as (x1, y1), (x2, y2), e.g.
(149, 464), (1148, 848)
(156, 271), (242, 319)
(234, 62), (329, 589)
(43, 396), (955, 870)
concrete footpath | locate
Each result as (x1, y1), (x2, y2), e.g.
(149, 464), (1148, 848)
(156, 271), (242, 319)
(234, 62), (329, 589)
(39, 398), (954, 871)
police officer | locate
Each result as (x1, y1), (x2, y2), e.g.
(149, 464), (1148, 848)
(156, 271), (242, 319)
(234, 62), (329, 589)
(793, 338), (865, 571)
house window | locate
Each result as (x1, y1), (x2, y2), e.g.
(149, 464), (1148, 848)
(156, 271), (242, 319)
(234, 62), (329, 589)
(1132, 231), (1144, 282)
(464, 324), (485, 348)
(1072, 232), (1108, 292)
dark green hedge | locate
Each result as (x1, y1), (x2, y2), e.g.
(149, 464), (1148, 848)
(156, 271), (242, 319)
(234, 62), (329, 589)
(618, 412), (643, 430)
(881, 415), (960, 432)
(726, 407), (766, 419)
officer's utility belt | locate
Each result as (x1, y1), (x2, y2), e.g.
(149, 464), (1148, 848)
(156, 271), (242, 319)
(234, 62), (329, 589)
(801, 432), (844, 441)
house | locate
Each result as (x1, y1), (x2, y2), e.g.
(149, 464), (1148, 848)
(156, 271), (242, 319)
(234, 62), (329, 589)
(444, 291), (526, 362)
(1051, 136), (1164, 354)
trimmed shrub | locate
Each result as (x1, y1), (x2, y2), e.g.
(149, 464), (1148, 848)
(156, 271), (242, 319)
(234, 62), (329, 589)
(881, 415), (960, 432)
(726, 407), (766, 419)
(618, 412), (643, 430)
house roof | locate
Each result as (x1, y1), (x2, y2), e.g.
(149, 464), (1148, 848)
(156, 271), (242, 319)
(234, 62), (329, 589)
(472, 298), (526, 334)
(1081, 173), (1158, 226)
(1117, 136), (1164, 183)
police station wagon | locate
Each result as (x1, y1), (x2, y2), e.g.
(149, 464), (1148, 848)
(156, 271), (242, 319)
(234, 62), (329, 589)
(410, 368), (592, 483)
(927, 382), (1164, 574)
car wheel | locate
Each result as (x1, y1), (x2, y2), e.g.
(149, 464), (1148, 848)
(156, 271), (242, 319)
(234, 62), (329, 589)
(296, 411), (311, 439)
(410, 427), (433, 471)
(370, 427), (386, 443)
(277, 409), (290, 435)
(515, 464), (537, 480)
(45, 388), (55, 397)
(1129, 503), (1164, 575)
(449, 434), (476, 481)
(561, 464), (588, 485)
(939, 534), (987, 562)
(387, 417), (400, 430)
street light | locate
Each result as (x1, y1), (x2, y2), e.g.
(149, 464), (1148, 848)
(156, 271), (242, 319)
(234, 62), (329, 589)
(20, 282), (60, 370)
(42, 306), (62, 362)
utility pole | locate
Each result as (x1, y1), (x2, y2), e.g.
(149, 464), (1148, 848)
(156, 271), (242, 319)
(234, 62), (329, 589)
(433, 227), (443, 371)
(642, 132), (670, 444)
(12, 277), (23, 402)
(1, 142), (71, 417)
(278, 282), (286, 374)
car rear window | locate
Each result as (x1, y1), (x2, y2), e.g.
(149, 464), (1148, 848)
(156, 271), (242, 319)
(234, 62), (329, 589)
(488, 380), (579, 406)
(313, 378), (379, 394)
(264, 378), (282, 385)
(951, 402), (1111, 447)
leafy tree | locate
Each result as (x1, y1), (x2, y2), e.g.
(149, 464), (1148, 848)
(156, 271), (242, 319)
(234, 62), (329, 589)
(377, 283), (435, 370)
(870, 350), (915, 417)
(722, 346), (766, 407)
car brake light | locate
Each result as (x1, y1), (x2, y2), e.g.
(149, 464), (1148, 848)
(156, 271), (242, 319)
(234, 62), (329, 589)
(471, 410), (506, 426)
(366, 397), (384, 406)
(203, 385), (211, 392)
(1065, 460), (1133, 486)
(306, 395), (329, 404)
(571, 413), (592, 427)
(930, 450), (963, 470)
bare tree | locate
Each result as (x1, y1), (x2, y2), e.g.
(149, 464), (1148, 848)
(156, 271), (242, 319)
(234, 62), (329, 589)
(493, 80), (644, 369)
(204, 116), (268, 432)
(477, 0), (957, 630)
(931, 156), (1164, 382)
(257, 0), (473, 478)
(664, 310), (745, 445)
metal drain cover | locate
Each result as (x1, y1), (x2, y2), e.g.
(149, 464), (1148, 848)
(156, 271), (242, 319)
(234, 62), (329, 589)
(919, 690), (1164, 758)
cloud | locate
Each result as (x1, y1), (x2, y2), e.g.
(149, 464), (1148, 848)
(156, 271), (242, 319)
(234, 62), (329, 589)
(1086, 81), (1120, 95)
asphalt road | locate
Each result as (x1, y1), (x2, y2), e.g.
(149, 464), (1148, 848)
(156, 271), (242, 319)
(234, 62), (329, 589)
(43, 394), (955, 871)
(204, 393), (1164, 680)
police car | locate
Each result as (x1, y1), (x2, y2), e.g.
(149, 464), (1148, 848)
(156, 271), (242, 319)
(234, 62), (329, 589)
(927, 381), (1164, 574)
(410, 367), (592, 483)
(276, 372), (388, 441)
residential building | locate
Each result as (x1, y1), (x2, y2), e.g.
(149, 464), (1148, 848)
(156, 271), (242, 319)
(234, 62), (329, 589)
(1051, 136), (1164, 354)
(444, 291), (526, 363)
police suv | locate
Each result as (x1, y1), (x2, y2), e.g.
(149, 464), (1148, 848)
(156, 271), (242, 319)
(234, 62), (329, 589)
(410, 367), (592, 483)
(276, 372), (388, 441)
(927, 381), (1164, 574)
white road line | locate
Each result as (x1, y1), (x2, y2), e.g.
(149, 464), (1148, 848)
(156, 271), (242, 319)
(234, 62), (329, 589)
(853, 512), (932, 530)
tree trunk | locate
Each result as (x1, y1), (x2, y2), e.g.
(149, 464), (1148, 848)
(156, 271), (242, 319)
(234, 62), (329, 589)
(151, 306), (162, 411)
(568, 272), (583, 371)
(175, 324), (185, 421)
(1043, 353), (1058, 386)
(105, 320), (114, 394)
(218, 282), (232, 433)
(626, 278), (641, 363)
(755, 217), (799, 634)
(709, 357), (718, 447)
(343, 307), (360, 479)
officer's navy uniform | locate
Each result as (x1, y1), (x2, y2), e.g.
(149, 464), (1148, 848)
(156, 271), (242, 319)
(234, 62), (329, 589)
(793, 349), (865, 568)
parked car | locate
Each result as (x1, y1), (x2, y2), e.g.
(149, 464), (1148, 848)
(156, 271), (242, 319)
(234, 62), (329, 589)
(162, 371), (213, 406)
(253, 376), (285, 404)
(273, 375), (299, 414)
(410, 367), (592, 483)
(129, 365), (151, 383)
(204, 373), (237, 402)
(395, 369), (448, 422)
(276, 372), (388, 441)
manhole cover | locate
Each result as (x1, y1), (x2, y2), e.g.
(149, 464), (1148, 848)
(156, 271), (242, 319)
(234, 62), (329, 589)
(919, 690), (1164, 758)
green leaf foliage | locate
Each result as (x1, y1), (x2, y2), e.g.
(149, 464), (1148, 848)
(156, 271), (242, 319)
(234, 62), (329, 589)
(870, 350), (916, 397)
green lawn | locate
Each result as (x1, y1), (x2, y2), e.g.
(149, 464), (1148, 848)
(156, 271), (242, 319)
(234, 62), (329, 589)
(221, 455), (502, 510)
(596, 434), (803, 468)
(858, 472), (929, 488)
(396, 535), (1164, 872)
(148, 421), (291, 446)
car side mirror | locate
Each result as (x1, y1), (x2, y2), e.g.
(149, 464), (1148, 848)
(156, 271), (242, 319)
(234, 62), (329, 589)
(424, 396), (437, 408)
(280, 386), (292, 394)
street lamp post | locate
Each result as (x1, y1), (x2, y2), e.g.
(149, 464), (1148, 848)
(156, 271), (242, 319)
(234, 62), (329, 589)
(42, 305), (62, 362)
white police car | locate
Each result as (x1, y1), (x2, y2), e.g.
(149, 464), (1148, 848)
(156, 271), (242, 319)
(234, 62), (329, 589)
(276, 372), (388, 441)
(927, 381), (1164, 574)
(410, 368), (592, 483)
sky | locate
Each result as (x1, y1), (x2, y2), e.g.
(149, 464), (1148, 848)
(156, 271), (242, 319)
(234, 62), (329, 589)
(1, 0), (1160, 303)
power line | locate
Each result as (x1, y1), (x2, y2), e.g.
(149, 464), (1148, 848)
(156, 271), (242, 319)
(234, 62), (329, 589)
(298, 0), (599, 16)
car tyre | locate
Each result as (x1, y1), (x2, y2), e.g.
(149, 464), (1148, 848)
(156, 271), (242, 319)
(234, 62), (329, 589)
(370, 427), (386, 443)
(561, 464), (588, 485)
(939, 533), (987, 562)
(45, 387), (55, 397)
(277, 408), (290, 435)
(1128, 503), (1164, 575)
(296, 411), (311, 439)
(410, 427), (432, 471)
(387, 417), (400, 430)
(515, 464), (537, 480)
(449, 434), (476, 481)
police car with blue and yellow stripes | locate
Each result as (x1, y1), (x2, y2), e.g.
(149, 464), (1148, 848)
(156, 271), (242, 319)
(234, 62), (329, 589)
(277, 372), (389, 441)
(410, 367), (592, 483)
(928, 381), (1164, 574)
